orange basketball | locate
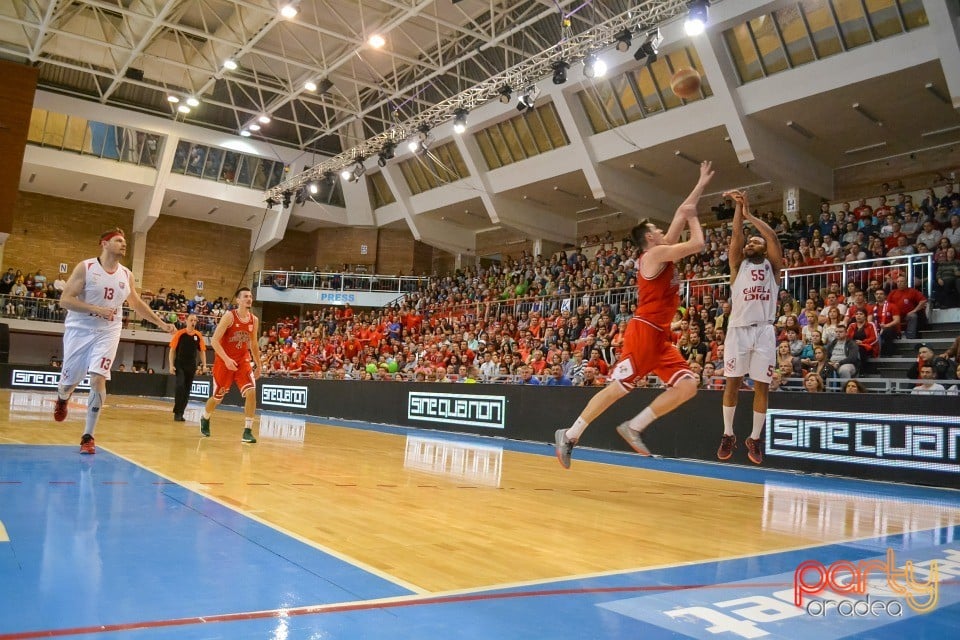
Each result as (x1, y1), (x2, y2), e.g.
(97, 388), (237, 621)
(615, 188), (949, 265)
(670, 68), (701, 100)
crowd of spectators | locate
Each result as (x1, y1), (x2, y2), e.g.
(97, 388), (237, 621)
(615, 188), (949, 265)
(251, 186), (959, 393)
(3, 184), (959, 394)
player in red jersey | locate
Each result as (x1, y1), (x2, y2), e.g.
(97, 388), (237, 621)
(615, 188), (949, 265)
(200, 287), (263, 443)
(555, 161), (714, 468)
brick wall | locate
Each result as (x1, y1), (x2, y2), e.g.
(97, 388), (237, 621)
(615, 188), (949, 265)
(315, 227), (379, 271)
(5, 191), (134, 280)
(264, 229), (317, 270)
(140, 214), (250, 301)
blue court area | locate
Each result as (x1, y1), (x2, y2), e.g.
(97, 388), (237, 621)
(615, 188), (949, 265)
(2, 437), (960, 639)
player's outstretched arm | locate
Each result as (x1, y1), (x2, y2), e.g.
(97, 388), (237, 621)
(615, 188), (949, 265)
(726, 190), (747, 275)
(665, 161), (715, 244)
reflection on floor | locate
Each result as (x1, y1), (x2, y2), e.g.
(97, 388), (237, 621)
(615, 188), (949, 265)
(0, 390), (958, 639)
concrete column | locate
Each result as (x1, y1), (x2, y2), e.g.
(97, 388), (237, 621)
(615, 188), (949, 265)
(783, 187), (822, 223)
(129, 231), (147, 289)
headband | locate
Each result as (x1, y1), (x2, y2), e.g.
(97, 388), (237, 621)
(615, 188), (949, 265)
(101, 230), (124, 243)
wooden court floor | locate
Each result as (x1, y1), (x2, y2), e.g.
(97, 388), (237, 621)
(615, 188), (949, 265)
(2, 389), (960, 596)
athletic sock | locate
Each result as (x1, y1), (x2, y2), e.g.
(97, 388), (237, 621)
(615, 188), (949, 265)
(627, 406), (658, 434)
(722, 405), (736, 436)
(244, 417), (253, 431)
(565, 417), (589, 442)
(202, 411), (211, 420)
(84, 390), (103, 437)
(751, 411), (765, 440)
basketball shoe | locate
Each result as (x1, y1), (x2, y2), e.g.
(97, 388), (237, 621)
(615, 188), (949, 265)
(616, 423), (651, 456)
(554, 428), (575, 469)
(744, 437), (763, 465)
(54, 397), (69, 422)
(242, 428), (257, 444)
(80, 434), (95, 455)
(200, 417), (210, 437)
(717, 434), (737, 461)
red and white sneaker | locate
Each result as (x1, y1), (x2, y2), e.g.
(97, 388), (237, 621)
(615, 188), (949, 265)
(80, 434), (96, 455)
(54, 397), (69, 422)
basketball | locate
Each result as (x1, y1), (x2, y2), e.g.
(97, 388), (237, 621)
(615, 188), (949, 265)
(670, 68), (701, 99)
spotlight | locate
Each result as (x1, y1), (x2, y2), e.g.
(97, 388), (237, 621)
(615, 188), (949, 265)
(378, 142), (396, 167)
(323, 171), (336, 186)
(295, 188), (306, 206)
(308, 181), (319, 194)
(186, 96), (200, 107)
(280, 2), (299, 19)
(304, 80), (318, 92)
(614, 29), (632, 53)
(259, 115), (271, 124)
(281, 191), (292, 208)
(452, 108), (468, 134)
(516, 85), (539, 112)
(265, 197), (278, 208)
(368, 34), (386, 48)
(248, 123), (261, 131)
(634, 28), (663, 65)
(685, 0), (709, 36)
(240, 129), (251, 137)
(340, 168), (353, 181)
(223, 59), (238, 71)
(177, 105), (190, 114)
(409, 126), (430, 152)
(583, 53), (607, 79)
(167, 95), (180, 103)
(498, 85), (512, 104)
(552, 60), (569, 85)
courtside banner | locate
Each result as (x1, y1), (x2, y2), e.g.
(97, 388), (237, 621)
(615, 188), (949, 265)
(189, 380), (210, 399)
(11, 369), (90, 391)
(407, 391), (506, 429)
(766, 409), (960, 474)
(260, 384), (309, 409)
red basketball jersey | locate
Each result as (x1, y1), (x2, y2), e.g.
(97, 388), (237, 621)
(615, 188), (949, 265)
(635, 256), (680, 329)
(220, 309), (256, 363)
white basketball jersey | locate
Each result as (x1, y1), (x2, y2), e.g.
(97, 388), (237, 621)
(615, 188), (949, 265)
(728, 258), (779, 328)
(64, 258), (132, 333)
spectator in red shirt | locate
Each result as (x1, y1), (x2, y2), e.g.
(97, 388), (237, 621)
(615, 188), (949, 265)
(887, 275), (927, 339)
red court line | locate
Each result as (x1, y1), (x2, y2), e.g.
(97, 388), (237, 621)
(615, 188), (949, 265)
(0, 581), (799, 639)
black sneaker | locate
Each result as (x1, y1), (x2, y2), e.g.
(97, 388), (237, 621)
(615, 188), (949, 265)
(200, 417), (210, 437)
(242, 428), (257, 444)
(173, 414), (186, 422)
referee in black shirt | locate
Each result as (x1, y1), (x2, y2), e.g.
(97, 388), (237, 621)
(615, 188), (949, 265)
(168, 314), (207, 421)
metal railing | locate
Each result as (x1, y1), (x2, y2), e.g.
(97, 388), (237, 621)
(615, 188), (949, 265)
(781, 253), (933, 304)
(0, 295), (220, 334)
(254, 270), (429, 295)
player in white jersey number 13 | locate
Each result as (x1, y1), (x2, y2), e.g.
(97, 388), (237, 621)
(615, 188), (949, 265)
(717, 191), (783, 465)
(54, 228), (175, 454)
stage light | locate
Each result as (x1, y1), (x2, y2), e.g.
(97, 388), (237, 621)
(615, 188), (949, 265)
(223, 59), (238, 71)
(186, 97), (200, 107)
(281, 191), (292, 208)
(265, 197), (278, 207)
(583, 54), (606, 79)
(280, 2), (299, 19)
(305, 80), (318, 92)
(378, 142), (396, 167)
(295, 188), (306, 205)
(516, 85), (539, 112)
(614, 29), (632, 53)
(634, 28), (663, 65)
(552, 60), (569, 85)
(340, 168), (352, 181)
(308, 181), (319, 194)
(685, 0), (708, 36)
(452, 108), (468, 134)
(498, 85), (512, 104)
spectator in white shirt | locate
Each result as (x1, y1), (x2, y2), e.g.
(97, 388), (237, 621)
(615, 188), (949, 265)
(916, 220), (942, 251)
(911, 365), (946, 395)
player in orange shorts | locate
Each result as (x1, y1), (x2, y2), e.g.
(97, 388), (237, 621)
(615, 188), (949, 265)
(200, 286), (262, 443)
(555, 161), (715, 468)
